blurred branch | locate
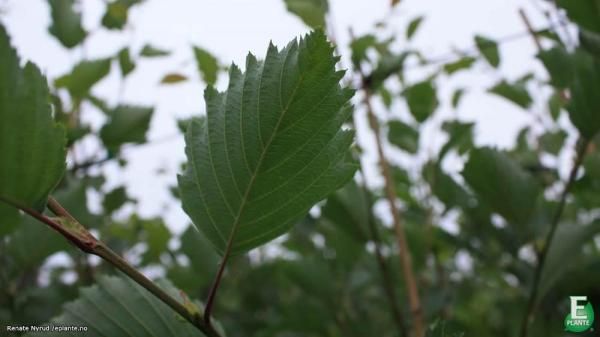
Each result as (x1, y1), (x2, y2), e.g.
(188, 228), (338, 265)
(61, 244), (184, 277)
(519, 137), (591, 337)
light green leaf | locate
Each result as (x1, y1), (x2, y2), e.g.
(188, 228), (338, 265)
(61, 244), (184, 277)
(161, 73), (188, 84)
(55, 58), (112, 98)
(488, 80), (532, 109)
(0, 25), (66, 212)
(387, 120), (419, 154)
(100, 105), (154, 151)
(140, 44), (170, 58)
(406, 16), (424, 40)
(193, 46), (219, 86)
(475, 35), (500, 68)
(451, 88), (465, 108)
(404, 80), (438, 123)
(48, 0), (87, 48)
(25, 275), (206, 337)
(462, 147), (541, 226)
(178, 31), (357, 256)
(284, 0), (329, 29)
(565, 49), (600, 138)
(101, 0), (141, 30)
(444, 57), (476, 75)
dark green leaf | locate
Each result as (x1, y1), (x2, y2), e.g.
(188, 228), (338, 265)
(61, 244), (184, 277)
(47, 0), (87, 48)
(140, 44), (170, 57)
(439, 120), (474, 159)
(488, 80), (532, 109)
(462, 147), (541, 226)
(557, 0), (600, 33)
(6, 216), (70, 267)
(368, 52), (409, 89)
(178, 31), (357, 256)
(118, 47), (136, 77)
(548, 92), (563, 120)
(283, 0), (329, 29)
(406, 16), (424, 40)
(387, 120), (419, 153)
(102, 186), (130, 214)
(565, 49), (600, 138)
(444, 57), (476, 75)
(451, 88), (465, 108)
(25, 275), (207, 337)
(474, 35), (500, 68)
(100, 105), (154, 151)
(193, 47), (219, 85)
(0, 25), (66, 212)
(55, 58), (112, 98)
(0, 204), (19, 237)
(350, 34), (377, 66)
(580, 29), (600, 59)
(404, 80), (438, 123)
(539, 130), (567, 155)
(538, 47), (574, 88)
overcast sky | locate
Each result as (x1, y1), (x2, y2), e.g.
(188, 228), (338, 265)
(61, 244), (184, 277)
(1, 0), (562, 233)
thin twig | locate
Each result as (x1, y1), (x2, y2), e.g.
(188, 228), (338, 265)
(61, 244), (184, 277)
(519, 138), (591, 337)
(0, 196), (222, 337)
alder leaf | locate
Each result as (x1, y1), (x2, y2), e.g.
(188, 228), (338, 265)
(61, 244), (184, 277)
(178, 31), (357, 256)
(47, 0), (87, 48)
(25, 275), (207, 337)
(0, 25), (66, 211)
(284, 0), (329, 29)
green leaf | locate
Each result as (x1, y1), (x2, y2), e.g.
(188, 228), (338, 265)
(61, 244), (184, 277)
(439, 120), (474, 159)
(462, 147), (541, 226)
(102, 186), (130, 214)
(47, 0), (87, 48)
(55, 58), (112, 98)
(100, 105), (154, 151)
(539, 222), (600, 299)
(539, 130), (567, 155)
(565, 49), (600, 138)
(0, 204), (19, 237)
(488, 80), (532, 109)
(321, 180), (370, 244)
(161, 73), (188, 84)
(451, 88), (465, 108)
(140, 218), (171, 264)
(444, 57), (476, 75)
(387, 120), (419, 154)
(118, 47), (136, 77)
(284, 0), (329, 29)
(537, 47), (574, 88)
(0, 25), (66, 212)
(6, 216), (70, 267)
(557, 0), (600, 33)
(406, 16), (424, 40)
(404, 80), (438, 123)
(178, 31), (357, 256)
(25, 275), (207, 337)
(350, 34), (377, 66)
(140, 44), (170, 57)
(580, 29), (600, 58)
(101, 0), (141, 30)
(193, 47), (219, 85)
(475, 35), (500, 68)
(548, 92), (563, 121)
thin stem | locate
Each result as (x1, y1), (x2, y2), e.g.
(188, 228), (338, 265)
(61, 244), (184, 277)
(0, 197), (222, 337)
(519, 137), (590, 337)
(203, 251), (231, 327)
(362, 182), (408, 337)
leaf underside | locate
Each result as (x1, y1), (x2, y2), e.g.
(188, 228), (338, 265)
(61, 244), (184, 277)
(178, 31), (357, 256)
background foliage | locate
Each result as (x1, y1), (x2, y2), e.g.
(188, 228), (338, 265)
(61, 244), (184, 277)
(1, 1), (600, 337)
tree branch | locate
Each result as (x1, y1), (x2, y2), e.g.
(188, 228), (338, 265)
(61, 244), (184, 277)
(519, 137), (590, 337)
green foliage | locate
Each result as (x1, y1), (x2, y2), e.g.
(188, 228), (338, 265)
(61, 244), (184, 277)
(47, 0), (86, 48)
(55, 58), (112, 98)
(474, 35), (500, 68)
(406, 16), (424, 40)
(118, 48), (136, 76)
(178, 31), (357, 256)
(140, 44), (171, 57)
(404, 80), (438, 122)
(387, 119), (419, 154)
(26, 275), (206, 337)
(488, 80), (532, 109)
(565, 49), (600, 138)
(462, 147), (540, 227)
(284, 0), (329, 29)
(100, 105), (154, 151)
(0, 25), (66, 211)
(193, 46), (219, 85)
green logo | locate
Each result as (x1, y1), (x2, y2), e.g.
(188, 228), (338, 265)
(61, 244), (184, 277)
(564, 296), (594, 332)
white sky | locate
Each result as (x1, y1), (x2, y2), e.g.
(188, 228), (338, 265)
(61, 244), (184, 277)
(1, 0), (563, 234)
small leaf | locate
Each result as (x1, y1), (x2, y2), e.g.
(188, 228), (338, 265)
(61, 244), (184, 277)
(539, 130), (567, 155)
(140, 44), (170, 57)
(475, 35), (500, 68)
(565, 49), (600, 138)
(100, 105), (154, 151)
(538, 47), (574, 88)
(387, 120), (419, 154)
(404, 80), (438, 123)
(101, 0), (141, 30)
(444, 57), (476, 75)
(462, 147), (541, 226)
(25, 276), (207, 337)
(406, 16), (424, 40)
(284, 0), (329, 29)
(161, 73), (188, 84)
(102, 186), (130, 214)
(47, 0), (87, 48)
(439, 120), (474, 159)
(118, 47), (136, 76)
(451, 88), (465, 108)
(0, 25), (66, 212)
(350, 34), (377, 66)
(548, 92), (563, 120)
(178, 31), (357, 256)
(488, 80), (532, 109)
(55, 58), (112, 98)
(193, 46), (219, 85)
